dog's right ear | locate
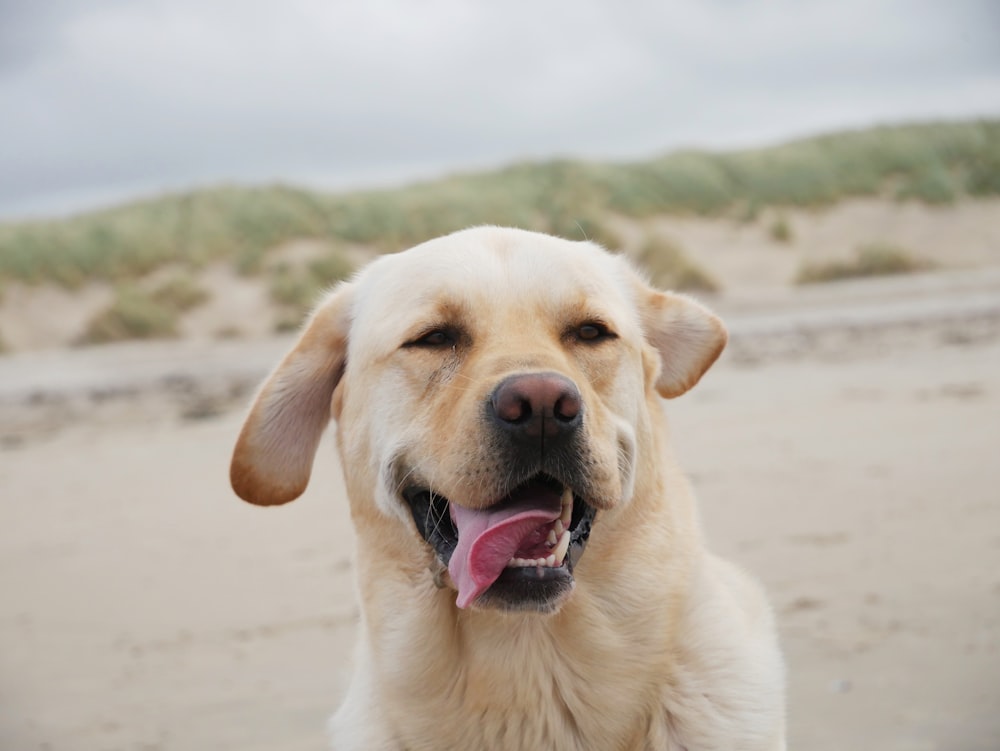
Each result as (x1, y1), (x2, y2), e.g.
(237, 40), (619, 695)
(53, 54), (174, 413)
(230, 283), (354, 506)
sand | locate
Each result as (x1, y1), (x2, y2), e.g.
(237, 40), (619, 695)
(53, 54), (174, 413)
(2, 267), (999, 750)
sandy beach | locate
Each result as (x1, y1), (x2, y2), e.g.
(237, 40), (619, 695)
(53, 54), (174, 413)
(2, 267), (999, 750)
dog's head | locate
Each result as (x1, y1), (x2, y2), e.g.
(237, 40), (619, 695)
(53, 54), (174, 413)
(231, 227), (725, 613)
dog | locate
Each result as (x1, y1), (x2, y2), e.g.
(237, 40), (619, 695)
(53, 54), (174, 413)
(231, 227), (785, 750)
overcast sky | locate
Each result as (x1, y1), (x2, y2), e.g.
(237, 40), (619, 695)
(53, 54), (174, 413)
(1, 0), (998, 220)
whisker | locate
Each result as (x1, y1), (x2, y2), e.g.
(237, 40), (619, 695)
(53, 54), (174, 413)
(425, 490), (454, 541)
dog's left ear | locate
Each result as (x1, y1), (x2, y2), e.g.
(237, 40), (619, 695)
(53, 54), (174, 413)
(636, 284), (727, 399)
(230, 282), (354, 506)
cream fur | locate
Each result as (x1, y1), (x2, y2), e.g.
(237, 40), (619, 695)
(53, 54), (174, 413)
(231, 227), (786, 750)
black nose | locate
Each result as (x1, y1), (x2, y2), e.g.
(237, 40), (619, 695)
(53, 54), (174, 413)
(489, 372), (583, 446)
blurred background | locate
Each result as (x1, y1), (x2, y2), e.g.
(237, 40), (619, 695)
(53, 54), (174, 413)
(1, 2), (998, 750)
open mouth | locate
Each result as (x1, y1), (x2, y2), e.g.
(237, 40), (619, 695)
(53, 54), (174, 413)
(403, 474), (597, 612)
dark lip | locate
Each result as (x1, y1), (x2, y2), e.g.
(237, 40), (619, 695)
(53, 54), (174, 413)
(402, 473), (597, 594)
(403, 486), (460, 565)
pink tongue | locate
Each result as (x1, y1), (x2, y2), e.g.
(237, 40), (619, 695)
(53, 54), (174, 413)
(448, 489), (562, 609)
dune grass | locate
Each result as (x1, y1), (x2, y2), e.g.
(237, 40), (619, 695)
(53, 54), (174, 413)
(149, 273), (210, 312)
(635, 234), (720, 293)
(0, 120), (996, 290)
(80, 273), (211, 344)
(769, 216), (793, 243)
(81, 287), (181, 343)
(796, 243), (930, 284)
(269, 250), (355, 328)
(596, 120), (999, 215)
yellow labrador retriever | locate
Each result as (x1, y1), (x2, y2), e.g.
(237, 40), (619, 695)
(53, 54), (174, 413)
(231, 227), (785, 750)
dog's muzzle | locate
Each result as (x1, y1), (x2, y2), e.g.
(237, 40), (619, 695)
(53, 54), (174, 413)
(404, 476), (596, 612)
(402, 372), (598, 613)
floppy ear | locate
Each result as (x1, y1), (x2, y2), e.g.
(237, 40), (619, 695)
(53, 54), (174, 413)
(230, 283), (354, 506)
(637, 285), (727, 399)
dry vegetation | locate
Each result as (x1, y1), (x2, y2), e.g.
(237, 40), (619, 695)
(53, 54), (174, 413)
(0, 119), (997, 345)
(82, 286), (180, 344)
(80, 273), (212, 344)
(635, 234), (720, 293)
(796, 243), (931, 284)
(2, 120), (996, 285)
(769, 216), (793, 243)
(149, 273), (210, 312)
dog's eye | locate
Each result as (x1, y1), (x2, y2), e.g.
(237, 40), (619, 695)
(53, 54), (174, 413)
(575, 322), (616, 342)
(405, 328), (458, 348)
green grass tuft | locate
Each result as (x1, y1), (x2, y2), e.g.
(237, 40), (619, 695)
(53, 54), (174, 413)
(80, 273), (211, 344)
(81, 286), (179, 343)
(268, 250), (354, 329)
(150, 274), (210, 312)
(635, 234), (720, 293)
(796, 243), (930, 284)
(769, 216), (793, 243)
(895, 165), (957, 204)
(964, 148), (1000, 195)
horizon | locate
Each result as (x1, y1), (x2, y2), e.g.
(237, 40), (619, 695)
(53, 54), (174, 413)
(2, 114), (997, 225)
(2, 0), (998, 222)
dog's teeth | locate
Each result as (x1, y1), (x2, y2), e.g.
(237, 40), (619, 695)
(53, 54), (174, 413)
(554, 519), (565, 536)
(508, 546), (567, 569)
(560, 491), (572, 528)
(552, 530), (571, 565)
(546, 529), (557, 546)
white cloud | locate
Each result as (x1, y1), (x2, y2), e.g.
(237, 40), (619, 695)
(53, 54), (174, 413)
(0, 0), (998, 218)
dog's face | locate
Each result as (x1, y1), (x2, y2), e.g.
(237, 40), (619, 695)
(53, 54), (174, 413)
(231, 227), (725, 613)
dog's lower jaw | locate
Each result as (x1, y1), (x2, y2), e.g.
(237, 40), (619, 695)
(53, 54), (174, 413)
(427, 554), (574, 614)
(472, 567), (575, 613)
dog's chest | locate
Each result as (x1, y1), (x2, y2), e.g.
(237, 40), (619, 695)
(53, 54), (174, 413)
(395, 693), (680, 751)
(386, 632), (684, 751)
